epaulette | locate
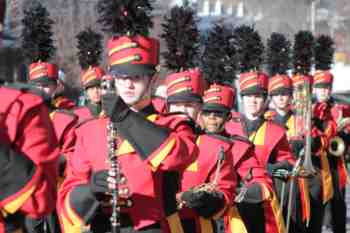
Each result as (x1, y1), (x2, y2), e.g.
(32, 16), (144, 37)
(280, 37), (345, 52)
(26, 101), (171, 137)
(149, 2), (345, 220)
(52, 109), (78, 119)
(161, 112), (197, 131)
(230, 134), (253, 145)
(230, 116), (242, 123)
(264, 110), (276, 120)
(74, 117), (97, 129)
(205, 133), (233, 144)
(5, 82), (50, 102)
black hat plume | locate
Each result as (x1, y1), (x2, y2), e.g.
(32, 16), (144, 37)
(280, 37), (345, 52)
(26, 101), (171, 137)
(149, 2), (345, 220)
(233, 25), (264, 73)
(267, 32), (291, 76)
(21, 0), (56, 63)
(161, 3), (199, 72)
(315, 34), (334, 71)
(76, 28), (103, 70)
(97, 0), (154, 36)
(293, 30), (314, 75)
(201, 23), (237, 85)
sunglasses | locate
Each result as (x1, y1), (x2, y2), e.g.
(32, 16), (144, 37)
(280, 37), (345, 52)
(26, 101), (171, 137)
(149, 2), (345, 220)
(201, 110), (227, 118)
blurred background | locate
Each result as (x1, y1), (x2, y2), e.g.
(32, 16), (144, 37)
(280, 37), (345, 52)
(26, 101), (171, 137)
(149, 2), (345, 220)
(0, 0), (349, 94)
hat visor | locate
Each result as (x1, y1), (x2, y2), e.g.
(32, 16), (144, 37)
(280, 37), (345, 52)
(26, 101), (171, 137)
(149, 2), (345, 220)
(84, 79), (101, 90)
(110, 64), (156, 77)
(313, 82), (332, 89)
(240, 86), (267, 96)
(269, 87), (292, 96)
(167, 92), (203, 104)
(202, 103), (230, 113)
(29, 76), (57, 86)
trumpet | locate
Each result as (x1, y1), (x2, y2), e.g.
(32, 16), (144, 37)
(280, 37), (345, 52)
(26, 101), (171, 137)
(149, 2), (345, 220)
(328, 110), (350, 157)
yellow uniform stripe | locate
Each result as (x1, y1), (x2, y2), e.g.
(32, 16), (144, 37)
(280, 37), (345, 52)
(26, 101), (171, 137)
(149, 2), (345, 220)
(166, 213), (184, 233)
(64, 192), (84, 227)
(199, 217), (214, 233)
(228, 206), (248, 233)
(320, 151), (334, 203)
(2, 185), (36, 216)
(250, 122), (267, 146)
(262, 184), (286, 233)
(149, 138), (176, 169)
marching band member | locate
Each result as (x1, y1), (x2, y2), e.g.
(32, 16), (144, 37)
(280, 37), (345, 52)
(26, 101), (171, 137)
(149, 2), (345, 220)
(57, 1), (198, 232)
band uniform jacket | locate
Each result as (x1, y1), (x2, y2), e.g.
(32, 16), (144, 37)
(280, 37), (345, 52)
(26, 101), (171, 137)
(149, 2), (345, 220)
(0, 84), (59, 232)
(57, 104), (198, 233)
(165, 133), (236, 233)
(225, 112), (295, 233)
(264, 110), (311, 225)
(329, 102), (350, 190)
(224, 132), (274, 233)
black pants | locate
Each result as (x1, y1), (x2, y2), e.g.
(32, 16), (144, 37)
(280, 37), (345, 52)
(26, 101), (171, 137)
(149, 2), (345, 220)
(24, 213), (60, 233)
(90, 212), (161, 233)
(306, 196), (325, 233)
(237, 202), (265, 233)
(328, 169), (346, 233)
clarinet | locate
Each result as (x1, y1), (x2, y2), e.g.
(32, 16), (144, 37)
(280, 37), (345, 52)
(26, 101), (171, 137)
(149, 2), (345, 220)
(107, 122), (120, 233)
(103, 78), (121, 233)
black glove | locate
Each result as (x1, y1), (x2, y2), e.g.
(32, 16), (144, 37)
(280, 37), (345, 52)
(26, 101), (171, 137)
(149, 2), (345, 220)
(181, 190), (225, 218)
(242, 183), (263, 203)
(102, 93), (130, 122)
(90, 170), (109, 201)
(267, 161), (293, 176)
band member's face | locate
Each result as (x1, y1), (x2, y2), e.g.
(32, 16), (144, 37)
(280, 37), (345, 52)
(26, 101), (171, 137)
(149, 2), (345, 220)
(168, 102), (202, 120)
(86, 86), (101, 104)
(37, 83), (57, 97)
(314, 87), (331, 103)
(242, 94), (265, 117)
(271, 94), (291, 110)
(200, 110), (227, 133)
(114, 75), (152, 106)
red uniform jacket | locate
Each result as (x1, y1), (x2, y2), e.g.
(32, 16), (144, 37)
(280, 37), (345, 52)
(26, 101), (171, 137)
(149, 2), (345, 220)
(329, 102), (350, 190)
(152, 96), (166, 114)
(57, 109), (198, 232)
(0, 85), (59, 231)
(52, 96), (76, 110)
(169, 134), (236, 233)
(225, 112), (294, 233)
(73, 106), (94, 124)
(50, 110), (78, 158)
(225, 113), (295, 167)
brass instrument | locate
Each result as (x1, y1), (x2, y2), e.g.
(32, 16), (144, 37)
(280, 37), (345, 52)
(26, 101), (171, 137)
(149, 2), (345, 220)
(328, 109), (350, 157)
(286, 79), (317, 232)
(178, 146), (225, 208)
(293, 79), (317, 177)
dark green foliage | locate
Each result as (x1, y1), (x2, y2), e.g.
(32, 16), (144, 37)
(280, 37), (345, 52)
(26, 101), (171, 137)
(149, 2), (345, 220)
(315, 35), (334, 71)
(161, 4), (199, 72)
(21, 0), (56, 63)
(201, 24), (237, 85)
(233, 25), (264, 73)
(76, 28), (103, 70)
(293, 30), (314, 75)
(267, 33), (291, 76)
(97, 0), (154, 36)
